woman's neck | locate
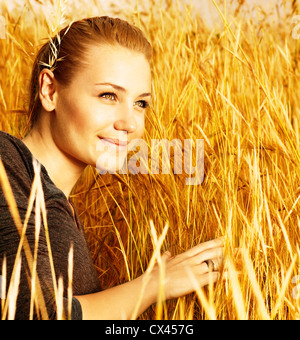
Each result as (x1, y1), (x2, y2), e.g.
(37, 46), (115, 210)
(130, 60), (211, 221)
(22, 125), (86, 198)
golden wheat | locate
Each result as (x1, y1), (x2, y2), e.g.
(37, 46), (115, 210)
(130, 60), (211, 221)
(1, 0), (300, 320)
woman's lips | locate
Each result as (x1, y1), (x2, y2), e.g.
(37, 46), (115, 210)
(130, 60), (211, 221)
(98, 137), (129, 148)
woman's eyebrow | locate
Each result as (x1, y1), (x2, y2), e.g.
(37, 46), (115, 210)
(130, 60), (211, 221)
(95, 82), (152, 98)
(95, 82), (126, 92)
(138, 92), (152, 98)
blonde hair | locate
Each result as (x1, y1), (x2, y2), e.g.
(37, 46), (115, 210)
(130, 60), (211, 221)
(28, 16), (152, 130)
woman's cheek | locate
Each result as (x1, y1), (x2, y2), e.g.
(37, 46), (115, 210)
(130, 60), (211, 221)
(134, 115), (145, 139)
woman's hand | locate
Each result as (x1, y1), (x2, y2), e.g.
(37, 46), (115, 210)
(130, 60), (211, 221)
(76, 237), (225, 320)
(146, 237), (224, 301)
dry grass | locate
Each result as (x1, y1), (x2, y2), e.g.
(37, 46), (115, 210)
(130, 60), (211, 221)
(1, 0), (300, 320)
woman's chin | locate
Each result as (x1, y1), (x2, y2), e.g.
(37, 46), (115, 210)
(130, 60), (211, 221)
(95, 154), (127, 174)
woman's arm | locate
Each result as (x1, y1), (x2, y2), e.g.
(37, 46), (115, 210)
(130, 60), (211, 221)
(75, 237), (224, 320)
(75, 274), (156, 320)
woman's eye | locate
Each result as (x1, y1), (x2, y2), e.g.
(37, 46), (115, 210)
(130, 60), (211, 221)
(100, 93), (117, 101)
(134, 101), (149, 109)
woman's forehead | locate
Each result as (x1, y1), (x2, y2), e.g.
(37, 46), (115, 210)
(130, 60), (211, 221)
(74, 44), (152, 91)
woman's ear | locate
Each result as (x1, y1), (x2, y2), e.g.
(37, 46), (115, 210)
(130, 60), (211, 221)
(38, 69), (57, 112)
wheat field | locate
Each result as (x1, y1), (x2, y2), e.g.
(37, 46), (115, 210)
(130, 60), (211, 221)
(1, 0), (300, 320)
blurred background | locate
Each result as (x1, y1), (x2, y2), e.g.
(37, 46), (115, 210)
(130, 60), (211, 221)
(1, 0), (297, 28)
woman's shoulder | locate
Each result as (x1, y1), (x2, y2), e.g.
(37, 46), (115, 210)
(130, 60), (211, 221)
(0, 130), (27, 149)
(0, 130), (35, 183)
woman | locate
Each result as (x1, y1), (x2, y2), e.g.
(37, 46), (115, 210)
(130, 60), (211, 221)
(0, 16), (224, 320)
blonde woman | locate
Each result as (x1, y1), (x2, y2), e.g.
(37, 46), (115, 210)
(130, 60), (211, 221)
(0, 16), (224, 320)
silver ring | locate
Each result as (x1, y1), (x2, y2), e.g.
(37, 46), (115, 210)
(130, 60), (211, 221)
(204, 259), (215, 271)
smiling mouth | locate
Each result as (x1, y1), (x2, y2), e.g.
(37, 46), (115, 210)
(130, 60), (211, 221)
(98, 137), (129, 148)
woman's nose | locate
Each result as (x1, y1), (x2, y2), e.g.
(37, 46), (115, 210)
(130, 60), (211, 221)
(113, 104), (137, 133)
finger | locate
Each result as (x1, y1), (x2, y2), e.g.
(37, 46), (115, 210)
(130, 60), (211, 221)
(177, 246), (224, 269)
(200, 246), (224, 261)
(162, 251), (172, 259)
(193, 262), (211, 274)
(185, 266), (220, 291)
(207, 256), (224, 271)
(184, 248), (224, 275)
(184, 237), (224, 258)
(198, 271), (221, 288)
(203, 259), (215, 272)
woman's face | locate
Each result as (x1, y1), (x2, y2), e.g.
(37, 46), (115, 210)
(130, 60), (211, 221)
(51, 44), (152, 173)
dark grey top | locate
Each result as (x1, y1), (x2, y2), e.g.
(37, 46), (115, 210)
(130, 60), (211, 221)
(0, 131), (101, 320)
